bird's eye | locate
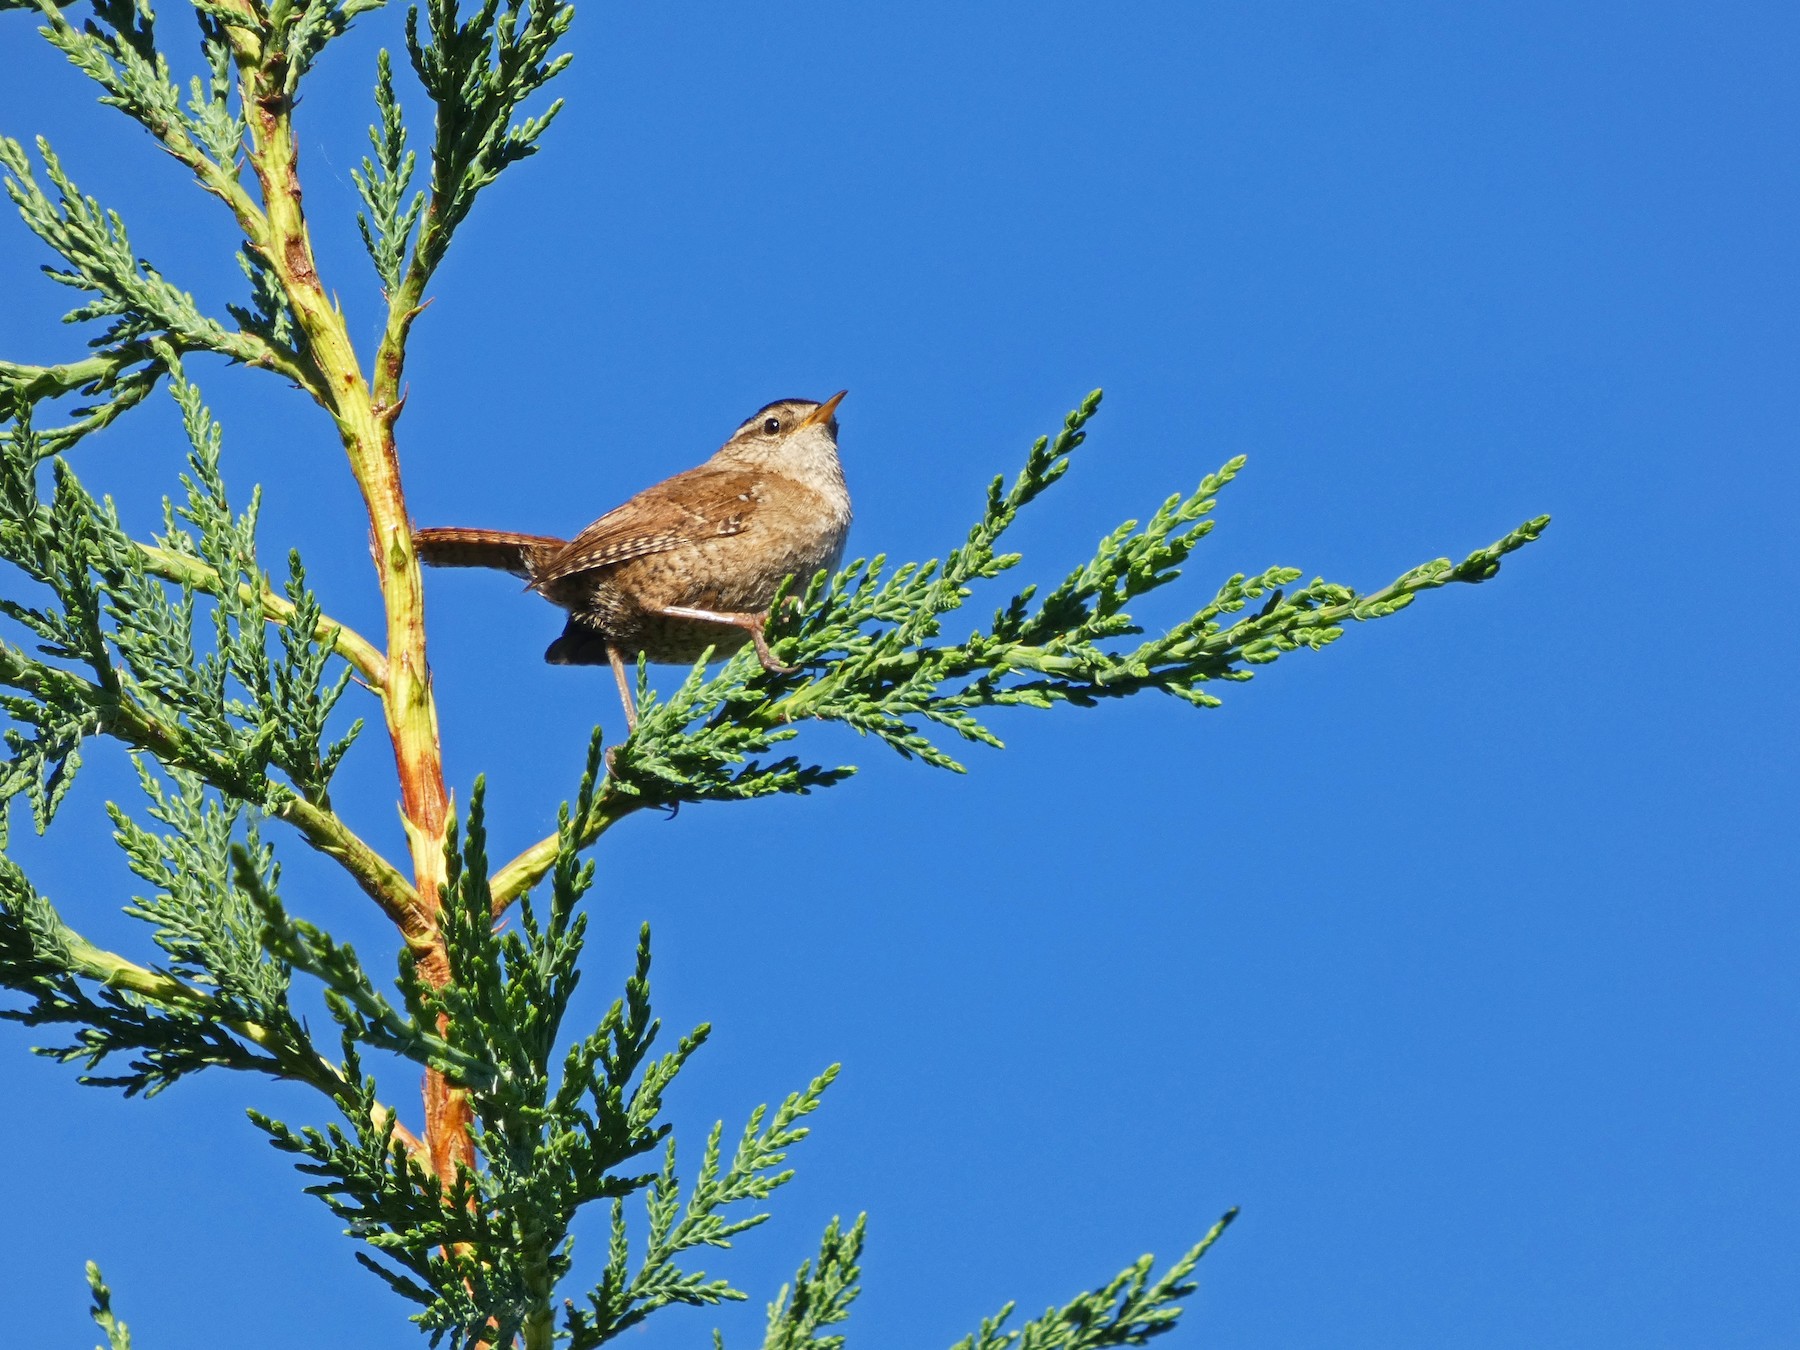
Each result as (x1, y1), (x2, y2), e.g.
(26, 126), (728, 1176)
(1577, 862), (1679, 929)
(762, 416), (781, 435)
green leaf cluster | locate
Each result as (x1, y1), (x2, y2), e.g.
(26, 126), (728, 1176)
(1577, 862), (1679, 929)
(86, 1261), (133, 1350)
(0, 0), (1547, 1341)
(521, 393), (1546, 897)
(621, 392), (1547, 790)
(0, 370), (357, 829)
(754, 1214), (868, 1350)
(0, 132), (284, 369)
(0, 367), (381, 1099)
(404, 0), (572, 279)
(950, 1212), (1236, 1350)
(0, 779), (322, 1097)
(251, 763), (838, 1349)
(353, 49), (425, 293)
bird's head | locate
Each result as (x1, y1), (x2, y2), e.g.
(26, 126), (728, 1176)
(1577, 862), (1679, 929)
(715, 391), (848, 482)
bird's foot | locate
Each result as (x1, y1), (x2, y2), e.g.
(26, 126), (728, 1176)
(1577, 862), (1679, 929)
(654, 604), (802, 676)
(747, 625), (800, 676)
(606, 642), (640, 734)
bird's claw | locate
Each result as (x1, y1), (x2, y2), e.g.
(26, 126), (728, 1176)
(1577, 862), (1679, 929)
(747, 626), (800, 676)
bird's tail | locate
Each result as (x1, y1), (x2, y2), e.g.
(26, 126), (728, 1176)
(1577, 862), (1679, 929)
(413, 527), (566, 578)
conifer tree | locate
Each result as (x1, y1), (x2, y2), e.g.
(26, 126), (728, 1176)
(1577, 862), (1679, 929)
(0, 2), (1546, 1344)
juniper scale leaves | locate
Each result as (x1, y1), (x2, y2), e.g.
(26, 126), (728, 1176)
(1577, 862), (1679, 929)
(0, 0), (1546, 1342)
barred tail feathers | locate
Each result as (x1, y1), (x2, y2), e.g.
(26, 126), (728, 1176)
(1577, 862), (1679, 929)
(413, 527), (565, 577)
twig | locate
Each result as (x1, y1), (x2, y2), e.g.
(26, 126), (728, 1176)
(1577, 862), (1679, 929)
(136, 541), (389, 687)
(50, 913), (427, 1159)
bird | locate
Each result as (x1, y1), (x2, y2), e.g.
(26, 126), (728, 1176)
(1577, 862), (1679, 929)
(414, 391), (851, 730)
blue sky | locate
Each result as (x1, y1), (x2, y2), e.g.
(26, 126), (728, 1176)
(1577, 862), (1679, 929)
(1, 2), (1795, 1346)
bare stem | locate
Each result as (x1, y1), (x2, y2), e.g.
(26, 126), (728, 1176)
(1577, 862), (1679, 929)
(52, 915), (428, 1159)
(234, 25), (447, 901)
(229, 39), (464, 1178)
(274, 796), (424, 935)
(489, 790), (639, 916)
(0, 348), (162, 401)
(0, 641), (424, 932)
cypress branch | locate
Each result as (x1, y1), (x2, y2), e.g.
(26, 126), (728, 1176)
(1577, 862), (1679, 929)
(487, 395), (1547, 912)
(0, 0), (1545, 1340)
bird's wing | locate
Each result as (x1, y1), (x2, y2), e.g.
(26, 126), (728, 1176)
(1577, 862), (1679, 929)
(529, 466), (766, 587)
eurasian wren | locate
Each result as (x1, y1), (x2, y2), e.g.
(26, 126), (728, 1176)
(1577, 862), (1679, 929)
(415, 391), (852, 728)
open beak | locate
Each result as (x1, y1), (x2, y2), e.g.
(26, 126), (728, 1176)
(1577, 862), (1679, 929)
(803, 389), (848, 427)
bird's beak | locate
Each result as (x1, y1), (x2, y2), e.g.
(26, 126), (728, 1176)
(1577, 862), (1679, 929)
(803, 390), (848, 427)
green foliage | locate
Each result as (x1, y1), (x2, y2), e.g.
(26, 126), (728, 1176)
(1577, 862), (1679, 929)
(0, 370), (381, 1098)
(564, 1063), (837, 1348)
(353, 49), (425, 294)
(0, 823), (319, 1095)
(404, 0), (573, 282)
(754, 1215), (868, 1350)
(535, 393), (1545, 879)
(245, 774), (837, 1349)
(86, 1261), (132, 1350)
(251, 863), (484, 1084)
(950, 1212), (1236, 1350)
(183, 15), (243, 165)
(0, 370), (358, 829)
(34, 0), (187, 159)
(0, 349), (166, 456)
(230, 243), (304, 356)
(0, 0), (1546, 1341)
(0, 96), (301, 452)
(99, 764), (311, 1080)
(265, 0), (389, 95)
(1, 138), (245, 360)
(22, 0), (244, 194)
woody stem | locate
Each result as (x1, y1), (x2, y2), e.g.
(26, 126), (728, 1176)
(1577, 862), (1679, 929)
(228, 34), (468, 1183)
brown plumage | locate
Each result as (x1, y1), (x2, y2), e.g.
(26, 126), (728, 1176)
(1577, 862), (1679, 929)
(415, 392), (852, 728)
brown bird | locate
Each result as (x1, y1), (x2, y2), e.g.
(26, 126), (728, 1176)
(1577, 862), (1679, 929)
(415, 391), (851, 729)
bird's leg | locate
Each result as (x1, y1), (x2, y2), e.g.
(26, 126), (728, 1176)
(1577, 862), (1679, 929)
(606, 642), (638, 733)
(654, 605), (799, 675)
